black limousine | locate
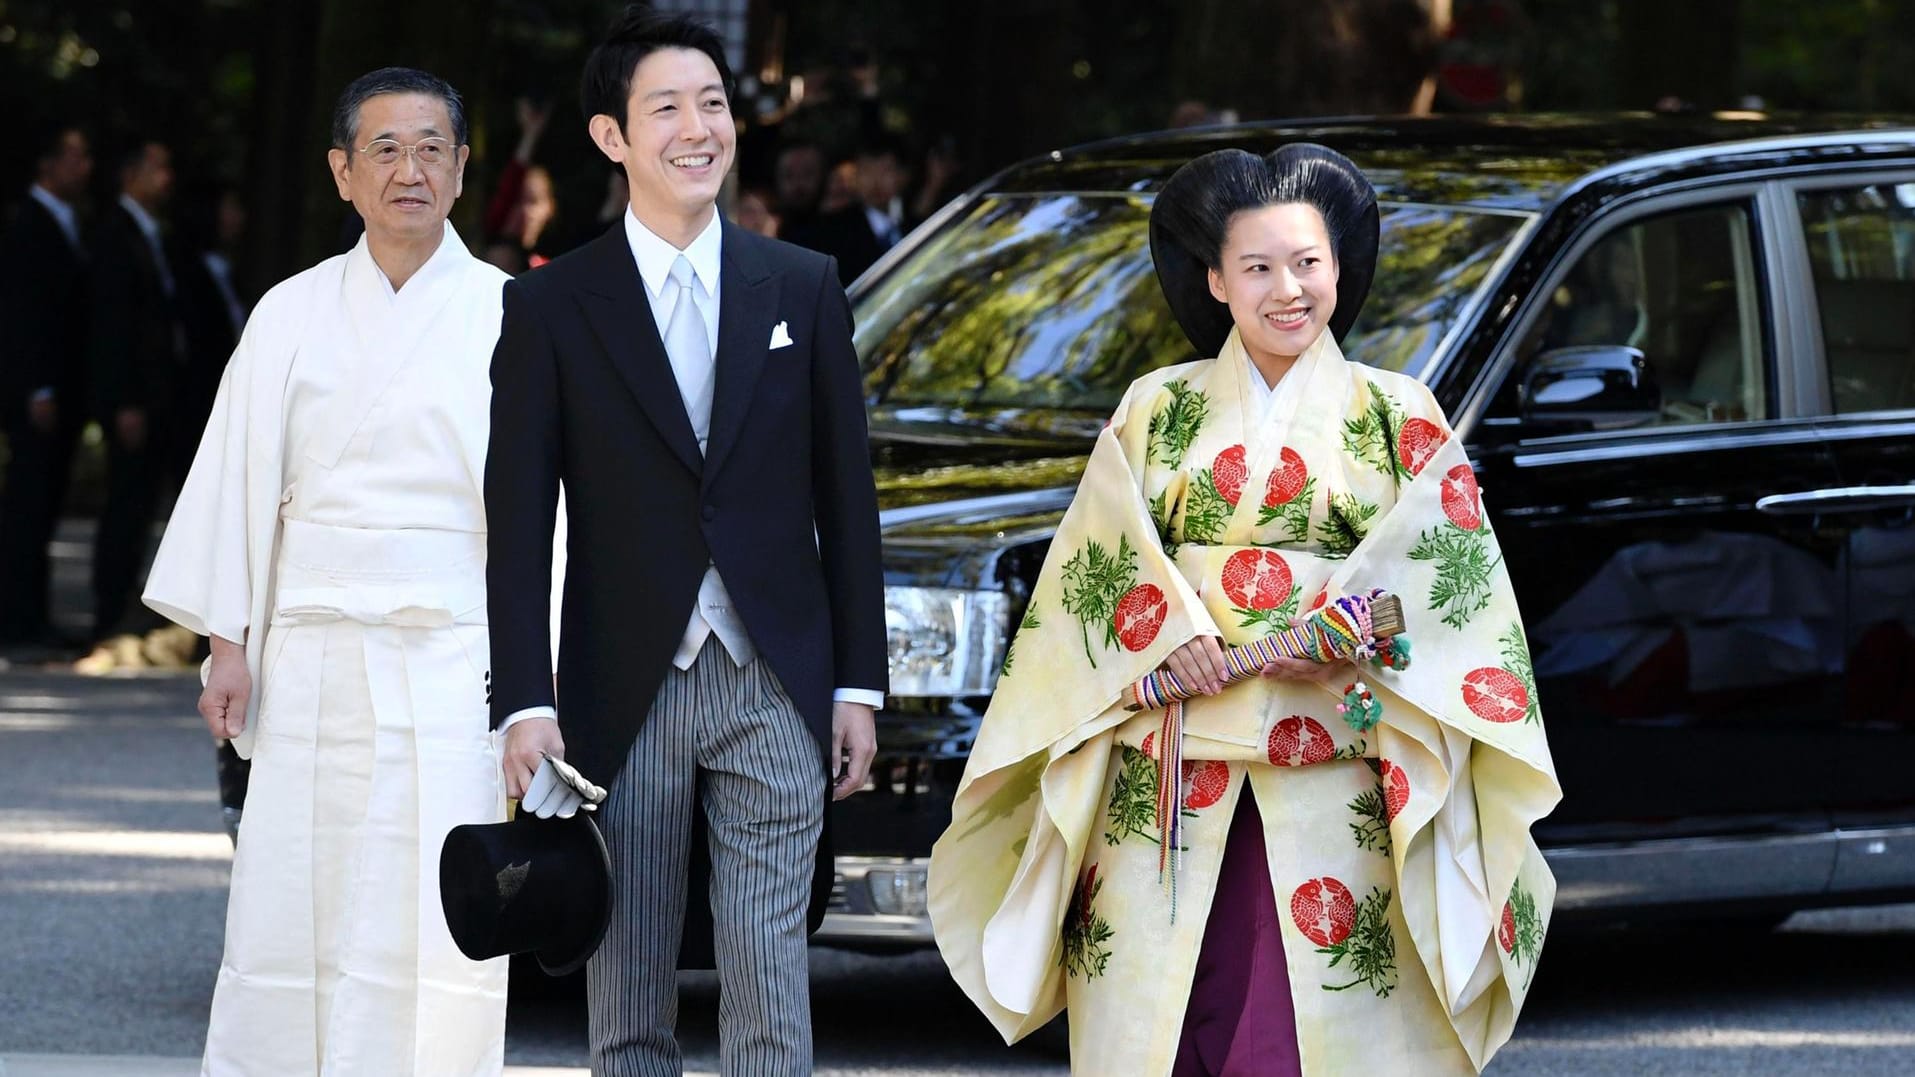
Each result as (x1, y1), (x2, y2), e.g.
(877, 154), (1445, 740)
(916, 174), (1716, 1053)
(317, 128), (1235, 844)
(821, 113), (1915, 946)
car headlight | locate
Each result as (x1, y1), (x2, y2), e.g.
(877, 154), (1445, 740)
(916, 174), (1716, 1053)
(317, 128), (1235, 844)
(884, 586), (1009, 697)
(866, 864), (930, 916)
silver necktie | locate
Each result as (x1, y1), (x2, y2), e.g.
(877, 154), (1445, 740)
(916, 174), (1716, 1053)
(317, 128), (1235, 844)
(663, 254), (714, 453)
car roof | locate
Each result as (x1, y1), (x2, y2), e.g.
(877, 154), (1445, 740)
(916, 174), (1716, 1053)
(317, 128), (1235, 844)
(988, 113), (1915, 212)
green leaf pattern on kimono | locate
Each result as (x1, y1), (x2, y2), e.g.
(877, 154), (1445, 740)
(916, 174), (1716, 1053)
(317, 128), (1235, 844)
(1060, 534), (1139, 669)
(1147, 378), (1209, 469)
(1295, 879), (1399, 998)
(1180, 469), (1232, 546)
(1061, 866), (1115, 980)
(1317, 491), (1380, 560)
(1501, 880), (1544, 989)
(1103, 744), (1162, 847)
(1501, 623), (1543, 724)
(1347, 787), (1392, 855)
(1148, 487), (1178, 558)
(1407, 522), (1499, 630)
(1000, 605), (1041, 677)
(1257, 474), (1318, 546)
(1342, 380), (1412, 482)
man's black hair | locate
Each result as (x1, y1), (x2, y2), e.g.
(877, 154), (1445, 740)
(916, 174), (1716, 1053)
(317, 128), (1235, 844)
(29, 120), (84, 168)
(580, 4), (735, 129)
(112, 137), (166, 178)
(330, 66), (469, 150)
(855, 136), (908, 165)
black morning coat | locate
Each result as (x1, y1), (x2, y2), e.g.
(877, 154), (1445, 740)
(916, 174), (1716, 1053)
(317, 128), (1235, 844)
(0, 197), (88, 415)
(484, 216), (888, 968)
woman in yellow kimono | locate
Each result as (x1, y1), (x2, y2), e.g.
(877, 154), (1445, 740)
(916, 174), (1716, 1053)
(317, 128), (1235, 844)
(929, 145), (1561, 1075)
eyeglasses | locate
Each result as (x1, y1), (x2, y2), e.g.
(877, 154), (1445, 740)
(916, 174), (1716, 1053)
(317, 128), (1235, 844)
(357, 137), (457, 169)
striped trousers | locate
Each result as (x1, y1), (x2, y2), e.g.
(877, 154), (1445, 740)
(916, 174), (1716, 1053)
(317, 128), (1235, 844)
(586, 641), (824, 1077)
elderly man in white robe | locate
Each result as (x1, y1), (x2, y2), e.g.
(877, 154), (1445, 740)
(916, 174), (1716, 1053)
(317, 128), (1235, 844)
(143, 67), (571, 1076)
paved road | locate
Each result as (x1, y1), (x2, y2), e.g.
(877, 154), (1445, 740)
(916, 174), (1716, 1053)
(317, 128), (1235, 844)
(3, 668), (1913, 1074)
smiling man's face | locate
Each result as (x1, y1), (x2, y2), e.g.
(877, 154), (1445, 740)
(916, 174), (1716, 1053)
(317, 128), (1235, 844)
(599, 46), (735, 233)
(327, 92), (468, 246)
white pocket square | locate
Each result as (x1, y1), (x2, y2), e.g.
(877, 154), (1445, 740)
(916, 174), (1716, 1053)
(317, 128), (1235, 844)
(769, 321), (794, 349)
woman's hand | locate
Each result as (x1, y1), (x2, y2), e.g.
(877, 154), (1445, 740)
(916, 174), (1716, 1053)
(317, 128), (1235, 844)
(1260, 619), (1353, 684)
(1161, 635), (1228, 696)
(1259, 654), (1348, 684)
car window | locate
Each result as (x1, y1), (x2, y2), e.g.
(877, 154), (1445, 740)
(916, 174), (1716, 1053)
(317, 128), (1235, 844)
(1493, 203), (1769, 428)
(1796, 182), (1915, 414)
(855, 194), (1529, 414)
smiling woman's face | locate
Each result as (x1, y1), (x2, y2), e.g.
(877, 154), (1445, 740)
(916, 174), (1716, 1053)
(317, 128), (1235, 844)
(327, 92), (468, 246)
(1206, 202), (1339, 363)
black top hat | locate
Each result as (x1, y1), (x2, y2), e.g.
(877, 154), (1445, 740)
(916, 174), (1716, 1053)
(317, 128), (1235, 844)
(1148, 143), (1380, 359)
(439, 811), (614, 976)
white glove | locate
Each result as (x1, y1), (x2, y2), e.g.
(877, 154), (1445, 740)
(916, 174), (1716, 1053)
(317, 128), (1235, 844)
(522, 752), (607, 820)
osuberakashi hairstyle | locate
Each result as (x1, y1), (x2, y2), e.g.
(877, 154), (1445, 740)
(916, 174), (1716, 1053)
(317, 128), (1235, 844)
(1148, 143), (1380, 357)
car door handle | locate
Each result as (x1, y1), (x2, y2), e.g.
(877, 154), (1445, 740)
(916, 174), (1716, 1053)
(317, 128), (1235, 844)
(1755, 485), (1915, 515)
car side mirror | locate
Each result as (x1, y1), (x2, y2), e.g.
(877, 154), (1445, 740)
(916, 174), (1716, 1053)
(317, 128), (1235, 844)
(1519, 345), (1661, 431)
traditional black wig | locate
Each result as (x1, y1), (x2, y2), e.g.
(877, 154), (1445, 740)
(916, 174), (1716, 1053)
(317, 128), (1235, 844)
(1148, 143), (1380, 358)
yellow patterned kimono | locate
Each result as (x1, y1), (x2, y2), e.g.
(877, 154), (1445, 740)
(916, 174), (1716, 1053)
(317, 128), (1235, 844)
(929, 327), (1561, 1075)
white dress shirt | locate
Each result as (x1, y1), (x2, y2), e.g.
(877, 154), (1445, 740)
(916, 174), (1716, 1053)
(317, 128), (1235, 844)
(501, 207), (882, 734)
(29, 184), (81, 253)
(118, 192), (174, 296)
(203, 251), (247, 337)
(864, 203), (902, 250)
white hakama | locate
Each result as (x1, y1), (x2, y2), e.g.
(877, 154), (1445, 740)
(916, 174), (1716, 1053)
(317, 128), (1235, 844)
(146, 224), (513, 1076)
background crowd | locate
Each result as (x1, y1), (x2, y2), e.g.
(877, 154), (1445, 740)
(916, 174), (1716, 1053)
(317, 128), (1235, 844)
(0, 72), (969, 672)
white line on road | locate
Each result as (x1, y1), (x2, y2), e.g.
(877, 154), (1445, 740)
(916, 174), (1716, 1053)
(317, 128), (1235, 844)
(0, 1059), (662, 1077)
(1512, 1028), (1915, 1050)
(0, 830), (232, 860)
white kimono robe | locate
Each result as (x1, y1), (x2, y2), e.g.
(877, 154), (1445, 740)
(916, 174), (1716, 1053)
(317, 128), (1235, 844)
(145, 222), (513, 1076)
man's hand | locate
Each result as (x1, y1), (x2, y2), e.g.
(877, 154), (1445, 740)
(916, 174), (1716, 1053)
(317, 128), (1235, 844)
(502, 716), (565, 800)
(27, 393), (57, 433)
(830, 701), (877, 801)
(114, 407), (147, 451)
(199, 635), (250, 740)
(1161, 635), (1228, 696)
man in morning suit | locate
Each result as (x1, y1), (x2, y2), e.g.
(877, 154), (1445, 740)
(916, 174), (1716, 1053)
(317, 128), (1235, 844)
(484, 7), (885, 1075)
(0, 124), (92, 647)
(87, 137), (184, 639)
